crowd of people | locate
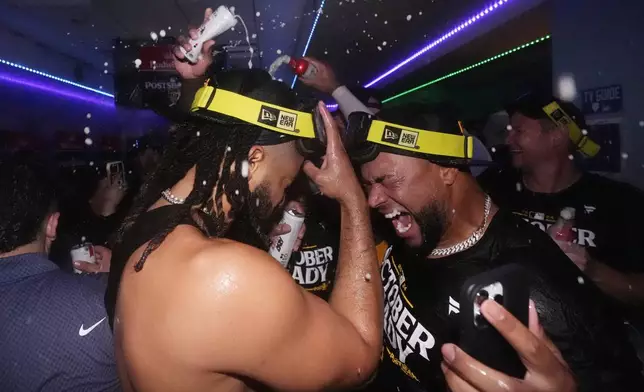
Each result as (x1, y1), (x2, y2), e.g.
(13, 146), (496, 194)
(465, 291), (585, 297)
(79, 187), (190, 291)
(2, 8), (644, 392)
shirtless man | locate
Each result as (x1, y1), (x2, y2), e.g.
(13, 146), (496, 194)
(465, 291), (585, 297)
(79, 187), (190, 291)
(104, 15), (382, 390)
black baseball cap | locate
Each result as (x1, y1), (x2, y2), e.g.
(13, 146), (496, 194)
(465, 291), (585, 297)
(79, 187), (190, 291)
(506, 92), (588, 130)
(346, 103), (493, 170)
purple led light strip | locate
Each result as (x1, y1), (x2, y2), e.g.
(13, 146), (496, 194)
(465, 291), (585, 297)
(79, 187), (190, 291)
(364, 0), (512, 88)
(0, 71), (115, 108)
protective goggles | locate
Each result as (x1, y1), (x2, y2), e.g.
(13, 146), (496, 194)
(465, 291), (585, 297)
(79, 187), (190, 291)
(344, 112), (475, 164)
(542, 101), (600, 158)
(190, 84), (327, 157)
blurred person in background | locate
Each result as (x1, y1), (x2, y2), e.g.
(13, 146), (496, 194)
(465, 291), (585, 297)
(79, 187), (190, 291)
(478, 93), (644, 358)
(50, 163), (127, 273)
(0, 155), (119, 391)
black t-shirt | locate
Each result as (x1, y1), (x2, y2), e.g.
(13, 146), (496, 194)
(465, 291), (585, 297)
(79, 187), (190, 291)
(287, 213), (339, 301)
(369, 210), (643, 392)
(478, 168), (644, 274)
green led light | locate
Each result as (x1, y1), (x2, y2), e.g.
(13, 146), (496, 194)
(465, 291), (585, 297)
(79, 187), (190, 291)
(382, 34), (552, 104)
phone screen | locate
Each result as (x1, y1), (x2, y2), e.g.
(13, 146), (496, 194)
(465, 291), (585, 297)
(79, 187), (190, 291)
(107, 161), (125, 187)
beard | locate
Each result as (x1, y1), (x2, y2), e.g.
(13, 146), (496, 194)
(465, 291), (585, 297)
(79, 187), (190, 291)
(224, 182), (283, 251)
(407, 201), (448, 258)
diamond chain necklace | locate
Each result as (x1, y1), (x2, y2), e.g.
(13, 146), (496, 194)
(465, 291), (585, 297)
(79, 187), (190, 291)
(430, 195), (492, 258)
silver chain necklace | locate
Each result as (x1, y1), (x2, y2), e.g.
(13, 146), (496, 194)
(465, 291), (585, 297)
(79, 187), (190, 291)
(430, 195), (492, 258)
(161, 189), (185, 205)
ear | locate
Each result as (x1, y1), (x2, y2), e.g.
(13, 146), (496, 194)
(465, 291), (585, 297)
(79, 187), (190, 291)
(550, 125), (570, 148)
(438, 166), (459, 186)
(45, 212), (60, 240)
(247, 145), (266, 178)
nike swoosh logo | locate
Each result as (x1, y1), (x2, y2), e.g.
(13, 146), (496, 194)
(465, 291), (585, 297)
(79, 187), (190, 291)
(79, 317), (106, 337)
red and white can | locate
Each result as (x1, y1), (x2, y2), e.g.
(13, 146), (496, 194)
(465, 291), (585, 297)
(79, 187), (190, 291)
(70, 243), (97, 274)
(269, 209), (305, 268)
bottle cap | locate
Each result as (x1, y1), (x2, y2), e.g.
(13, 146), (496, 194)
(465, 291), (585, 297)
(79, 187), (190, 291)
(560, 207), (575, 220)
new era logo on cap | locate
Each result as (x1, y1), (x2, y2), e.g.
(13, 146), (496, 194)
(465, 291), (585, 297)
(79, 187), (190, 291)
(258, 105), (299, 133)
(381, 126), (419, 149)
(260, 108), (277, 122)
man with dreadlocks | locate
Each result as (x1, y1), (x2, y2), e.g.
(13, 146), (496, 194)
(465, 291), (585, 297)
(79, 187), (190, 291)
(104, 11), (382, 391)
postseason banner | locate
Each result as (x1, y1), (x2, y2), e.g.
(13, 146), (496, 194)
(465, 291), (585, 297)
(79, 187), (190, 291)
(113, 39), (182, 110)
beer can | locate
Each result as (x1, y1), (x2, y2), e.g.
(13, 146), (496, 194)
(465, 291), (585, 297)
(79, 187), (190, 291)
(269, 209), (305, 268)
(70, 243), (96, 274)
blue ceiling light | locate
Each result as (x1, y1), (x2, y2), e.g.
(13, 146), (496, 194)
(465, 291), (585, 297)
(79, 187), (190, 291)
(0, 57), (114, 98)
(291, 0), (326, 88)
(364, 0), (513, 88)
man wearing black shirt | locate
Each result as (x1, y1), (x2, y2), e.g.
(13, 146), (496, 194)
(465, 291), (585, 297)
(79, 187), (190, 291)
(351, 104), (643, 391)
(478, 94), (644, 328)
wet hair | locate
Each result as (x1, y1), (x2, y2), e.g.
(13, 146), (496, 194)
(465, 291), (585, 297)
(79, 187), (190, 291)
(115, 69), (303, 272)
(0, 154), (57, 253)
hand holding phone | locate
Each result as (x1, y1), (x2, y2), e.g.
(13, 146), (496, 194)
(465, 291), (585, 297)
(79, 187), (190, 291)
(441, 299), (576, 392)
(459, 264), (530, 378)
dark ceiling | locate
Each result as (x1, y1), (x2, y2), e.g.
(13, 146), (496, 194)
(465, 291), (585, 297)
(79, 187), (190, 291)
(378, 1), (551, 101)
(306, 0), (494, 87)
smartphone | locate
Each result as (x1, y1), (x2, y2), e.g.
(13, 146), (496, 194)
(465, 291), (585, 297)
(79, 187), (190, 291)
(106, 161), (125, 187)
(459, 264), (530, 378)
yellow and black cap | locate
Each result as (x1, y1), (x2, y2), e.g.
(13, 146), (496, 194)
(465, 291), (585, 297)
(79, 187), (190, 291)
(189, 69), (324, 152)
(345, 104), (491, 168)
(506, 92), (600, 158)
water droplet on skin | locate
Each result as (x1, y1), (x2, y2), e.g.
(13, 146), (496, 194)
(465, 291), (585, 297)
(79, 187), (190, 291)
(83, 127), (90, 135)
(364, 273), (372, 281)
(85, 138), (93, 146)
